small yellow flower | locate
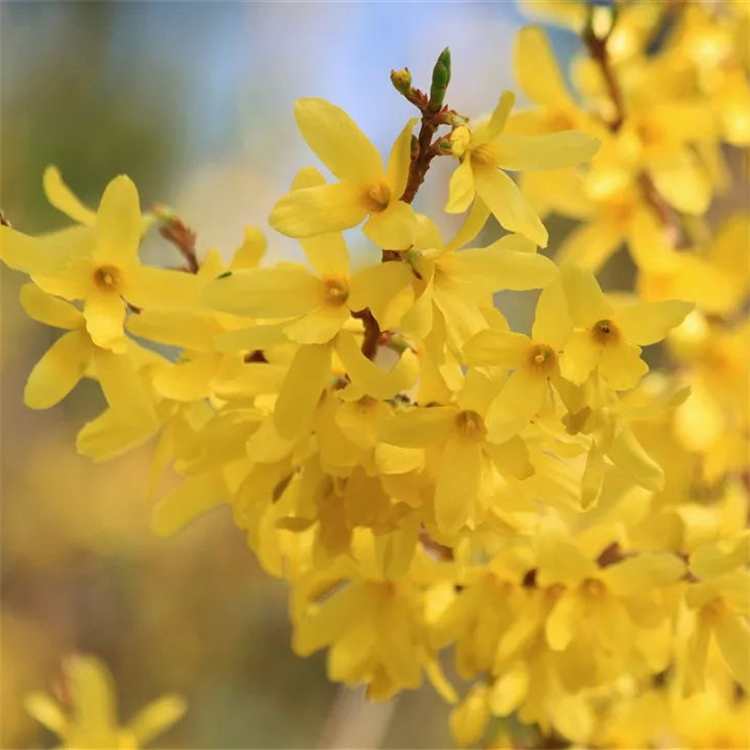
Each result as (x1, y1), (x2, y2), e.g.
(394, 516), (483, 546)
(270, 99), (418, 249)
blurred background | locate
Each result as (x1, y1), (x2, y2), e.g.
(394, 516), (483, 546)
(0, 2), (580, 747)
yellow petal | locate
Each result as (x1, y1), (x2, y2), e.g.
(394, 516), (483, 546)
(285, 305), (349, 344)
(616, 299), (694, 345)
(127, 694), (186, 746)
(463, 330), (529, 367)
(76, 407), (158, 461)
(379, 406), (455, 448)
(335, 332), (419, 399)
(127, 310), (221, 352)
(443, 199), (491, 253)
(414, 214), (444, 249)
(213, 323), (288, 353)
(599, 341), (648, 390)
(601, 553), (686, 597)
(152, 355), (220, 401)
(299, 232), (350, 278)
(231, 224), (267, 269)
(558, 329), (599, 385)
(91, 347), (157, 427)
(607, 421), (664, 491)
(362, 200), (417, 249)
(273, 343), (331, 439)
(474, 91), (515, 145)
(24, 330), (89, 409)
(152, 472), (228, 537)
(43, 165), (97, 225)
(19, 282), (83, 329)
(473, 167), (548, 247)
(514, 26), (573, 107)
(0, 224), (81, 277)
(450, 685), (490, 748)
(386, 118), (418, 199)
(714, 614), (750, 691)
(445, 158), (475, 214)
(560, 262), (612, 326)
(65, 655), (117, 734)
(485, 368), (547, 443)
(435, 436), (482, 535)
(24, 692), (67, 736)
(84, 291), (127, 353)
(348, 260), (414, 329)
(557, 220), (623, 271)
(649, 152), (711, 215)
(531, 276), (572, 348)
(492, 132), (599, 171)
(453, 243), (557, 291)
(126, 266), (203, 312)
(94, 174), (141, 266)
(294, 97), (383, 183)
(269, 182), (368, 238)
(204, 266), (321, 317)
(489, 661), (529, 716)
(546, 591), (577, 650)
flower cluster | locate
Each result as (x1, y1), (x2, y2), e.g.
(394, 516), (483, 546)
(4, 2), (748, 747)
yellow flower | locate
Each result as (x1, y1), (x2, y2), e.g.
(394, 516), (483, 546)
(25, 654), (185, 749)
(0, 169), (201, 353)
(270, 99), (418, 249)
(463, 277), (573, 443)
(19, 283), (158, 428)
(444, 91), (600, 246)
(559, 263), (693, 390)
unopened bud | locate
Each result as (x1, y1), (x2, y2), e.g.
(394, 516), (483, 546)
(390, 67), (412, 95)
(429, 47), (451, 110)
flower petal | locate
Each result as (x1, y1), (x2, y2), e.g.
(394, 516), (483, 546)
(270, 182), (368, 238)
(204, 266), (321, 317)
(92, 347), (157, 427)
(152, 472), (228, 537)
(24, 330), (89, 409)
(126, 266), (204, 312)
(616, 299), (694, 345)
(454, 242), (557, 291)
(473, 167), (548, 247)
(273, 343), (331, 439)
(557, 221), (624, 271)
(348, 260), (414, 329)
(435, 436), (482, 535)
(531, 276), (572, 348)
(445, 158), (475, 214)
(285, 305), (349, 344)
(473, 91), (515, 145)
(607, 421), (664, 491)
(84, 291), (127, 353)
(463, 330), (529, 367)
(560, 262), (612, 326)
(492, 132), (600, 171)
(379, 407), (455, 448)
(362, 201), (417, 249)
(43, 165), (97, 225)
(485, 368), (547, 443)
(19, 283), (83, 329)
(514, 26), (573, 107)
(599, 341), (648, 390)
(386, 118), (418, 200)
(94, 174), (141, 266)
(714, 614), (750, 691)
(558, 329), (599, 385)
(294, 97), (383, 183)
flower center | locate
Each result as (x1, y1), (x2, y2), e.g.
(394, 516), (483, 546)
(361, 181), (391, 213)
(470, 142), (498, 168)
(455, 409), (486, 441)
(93, 264), (123, 292)
(702, 597), (728, 623)
(581, 578), (606, 598)
(592, 319), (620, 345)
(528, 343), (556, 375)
(321, 277), (349, 307)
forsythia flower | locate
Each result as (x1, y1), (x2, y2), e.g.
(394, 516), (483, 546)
(2, 4), (748, 747)
(270, 99), (418, 248)
(25, 654), (185, 749)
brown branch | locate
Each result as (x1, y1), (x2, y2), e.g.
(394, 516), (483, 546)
(152, 204), (199, 273)
(351, 309), (381, 360)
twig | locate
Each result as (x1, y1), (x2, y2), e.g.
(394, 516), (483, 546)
(152, 204), (199, 273)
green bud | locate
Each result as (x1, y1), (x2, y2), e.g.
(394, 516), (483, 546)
(429, 47), (451, 110)
(390, 67), (412, 95)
